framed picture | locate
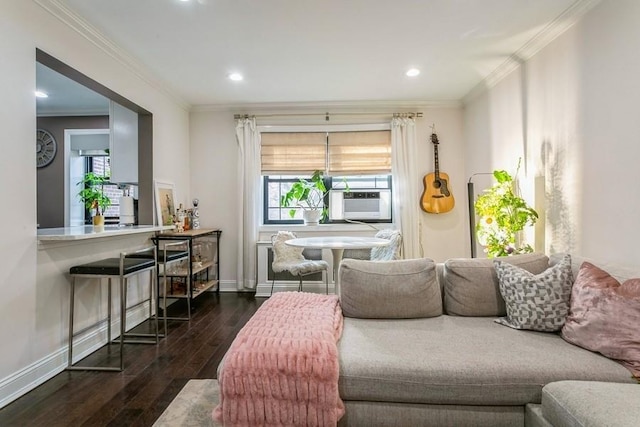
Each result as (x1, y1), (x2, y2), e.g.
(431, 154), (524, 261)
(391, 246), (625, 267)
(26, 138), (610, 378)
(154, 180), (176, 226)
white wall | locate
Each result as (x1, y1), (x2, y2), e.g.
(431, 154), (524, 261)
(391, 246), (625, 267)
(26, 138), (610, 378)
(464, 0), (640, 266)
(189, 105), (469, 280)
(189, 110), (238, 286)
(0, 1), (189, 406)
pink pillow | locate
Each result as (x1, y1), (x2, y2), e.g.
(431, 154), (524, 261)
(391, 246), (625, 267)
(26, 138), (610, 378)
(561, 262), (640, 378)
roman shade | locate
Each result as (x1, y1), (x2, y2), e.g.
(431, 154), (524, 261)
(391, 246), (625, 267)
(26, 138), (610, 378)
(328, 131), (391, 175)
(260, 130), (391, 175)
(260, 132), (326, 174)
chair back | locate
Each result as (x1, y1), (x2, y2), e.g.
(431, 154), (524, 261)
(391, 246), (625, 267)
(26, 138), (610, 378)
(271, 231), (305, 265)
(371, 229), (402, 261)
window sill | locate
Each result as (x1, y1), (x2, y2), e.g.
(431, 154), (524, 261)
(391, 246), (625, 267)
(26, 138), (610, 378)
(259, 222), (394, 234)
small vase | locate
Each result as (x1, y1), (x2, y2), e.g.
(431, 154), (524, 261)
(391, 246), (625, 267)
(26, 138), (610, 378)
(303, 209), (321, 226)
(92, 215), (105, 228)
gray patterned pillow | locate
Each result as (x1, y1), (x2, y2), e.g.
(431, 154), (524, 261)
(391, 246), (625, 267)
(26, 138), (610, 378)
(494, 254), (573, 331)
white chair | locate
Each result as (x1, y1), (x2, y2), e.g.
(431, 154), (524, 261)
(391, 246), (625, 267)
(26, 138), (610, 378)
(270, 231), (329, 295)
(370, 229), (403, 261)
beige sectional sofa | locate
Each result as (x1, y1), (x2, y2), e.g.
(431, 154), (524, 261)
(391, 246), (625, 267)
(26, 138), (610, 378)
(336, 253), (639, 427)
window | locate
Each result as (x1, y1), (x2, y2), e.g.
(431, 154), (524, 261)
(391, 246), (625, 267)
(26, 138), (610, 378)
(85, 156), (123, 224)
(261, 130), (392, 224)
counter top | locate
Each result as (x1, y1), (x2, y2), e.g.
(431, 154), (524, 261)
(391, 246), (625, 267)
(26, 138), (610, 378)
(37, 225), (174, 241)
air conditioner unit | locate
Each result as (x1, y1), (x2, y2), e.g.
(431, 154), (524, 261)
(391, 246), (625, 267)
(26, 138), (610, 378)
(329, 189), (392, 221)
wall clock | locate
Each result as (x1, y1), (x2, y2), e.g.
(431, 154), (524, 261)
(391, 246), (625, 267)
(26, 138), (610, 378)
(36, 128), (57, 168)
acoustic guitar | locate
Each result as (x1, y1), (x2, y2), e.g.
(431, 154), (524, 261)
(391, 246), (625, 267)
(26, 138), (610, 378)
(420, 129), (455, 214)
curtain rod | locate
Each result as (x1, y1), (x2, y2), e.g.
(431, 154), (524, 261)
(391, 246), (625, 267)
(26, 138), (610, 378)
(234, 111), (423, 121)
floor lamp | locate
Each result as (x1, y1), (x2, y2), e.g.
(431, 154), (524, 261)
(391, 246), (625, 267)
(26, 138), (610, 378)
(467, 173), (492, 258)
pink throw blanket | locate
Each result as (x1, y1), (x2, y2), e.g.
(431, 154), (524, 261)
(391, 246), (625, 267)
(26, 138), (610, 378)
(213, 292), (345, 426)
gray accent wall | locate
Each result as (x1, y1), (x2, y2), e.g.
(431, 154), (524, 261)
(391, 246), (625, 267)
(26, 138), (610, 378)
(36, 115), (109, 228)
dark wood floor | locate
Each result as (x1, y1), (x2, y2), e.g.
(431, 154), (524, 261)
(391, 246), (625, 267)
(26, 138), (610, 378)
(0, 292), (265, 427)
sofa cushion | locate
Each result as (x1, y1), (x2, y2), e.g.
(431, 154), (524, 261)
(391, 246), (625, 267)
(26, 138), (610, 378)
(541, 381), (640, 427)
(339, 258), (441, 319)
(561, 262), (640, 377)
(338, 316), (635, 406)
(443, 252), (549, 316)
(494, 254), (573, 331)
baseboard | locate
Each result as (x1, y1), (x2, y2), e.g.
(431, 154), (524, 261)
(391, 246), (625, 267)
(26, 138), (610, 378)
(0, 302), (151, 410)
(218, 280), (239, 292)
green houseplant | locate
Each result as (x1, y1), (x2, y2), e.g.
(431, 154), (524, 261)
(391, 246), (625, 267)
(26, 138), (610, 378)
(474, 161), (538, 258)
(280, 170), (328, 225)
(77, 172), (111, 226)
(280, 170), (348, 225)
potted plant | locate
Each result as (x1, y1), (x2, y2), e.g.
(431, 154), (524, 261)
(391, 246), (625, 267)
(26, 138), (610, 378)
(77, 172), (111, 227)
(280, 170), (339, 225)
(474, 160), (538, 258)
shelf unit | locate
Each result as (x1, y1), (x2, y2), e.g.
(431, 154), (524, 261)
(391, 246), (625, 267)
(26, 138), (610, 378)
(154, 228), (221, 319)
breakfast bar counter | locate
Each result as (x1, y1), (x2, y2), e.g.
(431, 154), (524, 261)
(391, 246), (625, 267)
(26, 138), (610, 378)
(38, 225), (172, 242)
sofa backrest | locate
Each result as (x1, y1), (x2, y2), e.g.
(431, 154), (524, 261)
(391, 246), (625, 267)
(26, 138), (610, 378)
(339, 258), (442, 319)
(442, 252), (550, 316)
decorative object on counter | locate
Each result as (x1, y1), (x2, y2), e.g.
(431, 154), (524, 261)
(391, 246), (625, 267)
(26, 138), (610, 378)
(280, 170), (348, 225)
(154, 180), (176, 226)
(119, 184), (135, 225)
(77, 172), (111, 228)
(191, 198), (200, 229)
(474, 159), (538, 258)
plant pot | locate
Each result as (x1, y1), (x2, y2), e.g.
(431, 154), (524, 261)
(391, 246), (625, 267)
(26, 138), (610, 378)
(92, 215), (105, 227)
(303, 209), (322, 226)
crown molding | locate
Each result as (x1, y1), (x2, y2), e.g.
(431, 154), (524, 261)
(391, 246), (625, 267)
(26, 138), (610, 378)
(462, 0), (602, 105)
(34, 0), (190, 112)
(190, 99), (462, 114)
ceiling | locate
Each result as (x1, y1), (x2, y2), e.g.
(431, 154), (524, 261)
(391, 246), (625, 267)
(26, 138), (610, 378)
(36, 62), (110, 116)
(40, 0), (587, 111)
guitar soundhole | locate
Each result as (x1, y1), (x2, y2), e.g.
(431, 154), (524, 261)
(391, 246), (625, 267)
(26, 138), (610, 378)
(433, 180), (441, 189)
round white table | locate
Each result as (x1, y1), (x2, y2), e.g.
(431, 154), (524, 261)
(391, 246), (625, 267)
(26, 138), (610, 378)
(284, 236), (391, 294)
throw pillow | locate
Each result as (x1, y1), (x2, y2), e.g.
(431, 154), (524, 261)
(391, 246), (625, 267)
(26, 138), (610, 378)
(339, 258), (442, 319)
(493, 254), (573, 331)
(561, 262), (640, 378)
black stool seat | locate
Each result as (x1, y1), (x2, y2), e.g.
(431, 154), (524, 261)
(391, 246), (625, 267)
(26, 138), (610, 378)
(128, 249), (189, 263)
(70, 258), (155, 276)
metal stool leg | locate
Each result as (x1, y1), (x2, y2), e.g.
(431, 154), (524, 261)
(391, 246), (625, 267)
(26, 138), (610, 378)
(68, 277), (76, 368)
(107, 278), (112, 344)
(120, 276), (126, 372)
(186, 274), (192, 318)
(163, 273), (168, 335)
(150, 267), (159, 343)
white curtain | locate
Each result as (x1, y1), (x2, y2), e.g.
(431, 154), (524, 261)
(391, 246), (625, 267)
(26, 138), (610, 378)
(235, 117), (261, 289)
(391, 117), (423, 258)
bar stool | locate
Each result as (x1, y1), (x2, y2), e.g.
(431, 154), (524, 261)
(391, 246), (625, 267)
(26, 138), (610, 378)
(67, 246), (158, 372)
(130, 240), (190, 335)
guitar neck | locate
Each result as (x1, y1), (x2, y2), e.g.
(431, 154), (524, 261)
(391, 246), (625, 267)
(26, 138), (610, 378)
(433, 141), (440, 179)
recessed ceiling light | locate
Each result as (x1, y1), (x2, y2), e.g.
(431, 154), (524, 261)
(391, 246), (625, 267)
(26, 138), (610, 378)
(406, 68), (420, 77)
(35, 90), (48, 98)
(228, 73), (243, 81)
